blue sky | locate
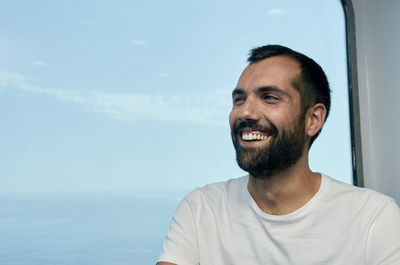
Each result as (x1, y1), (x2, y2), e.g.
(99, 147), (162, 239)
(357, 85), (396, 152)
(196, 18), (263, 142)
(0, 0), (351, 196)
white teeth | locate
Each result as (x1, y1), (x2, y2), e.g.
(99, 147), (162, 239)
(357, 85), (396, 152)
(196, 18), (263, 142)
(242, 133), (268, 141)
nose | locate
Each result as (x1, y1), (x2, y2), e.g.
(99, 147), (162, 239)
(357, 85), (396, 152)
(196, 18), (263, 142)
(238, 97), (260, 121)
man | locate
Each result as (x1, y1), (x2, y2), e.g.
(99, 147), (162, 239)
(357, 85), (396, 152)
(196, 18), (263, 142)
(157, 45), (400, 264)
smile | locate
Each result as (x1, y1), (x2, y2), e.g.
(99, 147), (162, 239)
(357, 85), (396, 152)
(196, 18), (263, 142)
(241, 131), (270, 141)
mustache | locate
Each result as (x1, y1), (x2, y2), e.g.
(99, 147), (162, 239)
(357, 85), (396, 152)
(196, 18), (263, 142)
(233, 120), (278, 135)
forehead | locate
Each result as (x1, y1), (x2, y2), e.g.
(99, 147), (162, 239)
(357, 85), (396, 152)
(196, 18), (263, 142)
(237, 56), (301, 92)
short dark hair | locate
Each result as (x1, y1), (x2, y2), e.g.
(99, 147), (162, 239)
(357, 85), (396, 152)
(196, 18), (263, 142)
(248, 44), (331, 146)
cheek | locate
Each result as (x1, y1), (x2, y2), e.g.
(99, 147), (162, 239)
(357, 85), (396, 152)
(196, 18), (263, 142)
(272, 105), (298, 123)
(229, 109), (237, 129)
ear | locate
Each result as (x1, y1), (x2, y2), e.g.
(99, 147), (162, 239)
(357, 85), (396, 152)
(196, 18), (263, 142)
(305, 103), (327, 138)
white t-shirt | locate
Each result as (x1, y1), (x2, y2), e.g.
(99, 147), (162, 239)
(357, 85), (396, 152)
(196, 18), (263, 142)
(158, 174), (400, 265)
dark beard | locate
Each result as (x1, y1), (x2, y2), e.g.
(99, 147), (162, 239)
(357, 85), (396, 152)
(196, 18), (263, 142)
(231, 115), (306, 179)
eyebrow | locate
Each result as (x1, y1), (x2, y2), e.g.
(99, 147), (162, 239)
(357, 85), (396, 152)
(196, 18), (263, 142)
(257, 86), (291, 97)
(232, 88), (245, 98)
(232, 86), (291, 98)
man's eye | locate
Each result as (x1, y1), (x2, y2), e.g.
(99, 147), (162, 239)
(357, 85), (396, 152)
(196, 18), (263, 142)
(262, 95), (279, 102)
(233, 97), (245, 104)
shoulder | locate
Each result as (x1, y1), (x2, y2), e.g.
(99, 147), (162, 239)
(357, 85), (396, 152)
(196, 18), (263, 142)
(325, 175), (393, 200)
(320, 176), (400, 263)
(322, 174), (396, 216)
(200, 175), (246, 196)
(181, 175), (247, 211)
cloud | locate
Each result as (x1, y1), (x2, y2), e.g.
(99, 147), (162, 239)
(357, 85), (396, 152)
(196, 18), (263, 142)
(0, 71), (231, 126)
(161, 73), (172, 78)
(266, 8), (284, 16)
(81, 19), (96, 26)
(0, 71), (25, 87)
(131, 40), (147, 46)
(32, 61), (46, 66)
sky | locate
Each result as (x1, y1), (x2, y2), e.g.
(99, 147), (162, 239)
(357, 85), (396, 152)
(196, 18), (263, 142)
(0, 0), (351, 196)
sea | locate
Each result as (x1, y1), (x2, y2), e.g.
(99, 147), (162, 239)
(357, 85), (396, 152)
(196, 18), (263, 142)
(0, 192), (185, 265)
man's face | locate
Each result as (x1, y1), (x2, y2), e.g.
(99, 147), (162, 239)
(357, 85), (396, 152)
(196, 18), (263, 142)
(229, 56), (307, 178)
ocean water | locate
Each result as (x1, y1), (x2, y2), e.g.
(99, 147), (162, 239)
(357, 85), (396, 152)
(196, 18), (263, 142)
(0, 193), (183, 265)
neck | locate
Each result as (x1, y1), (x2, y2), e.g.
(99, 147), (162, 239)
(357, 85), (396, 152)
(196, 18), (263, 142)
(247, 154), (321, 215)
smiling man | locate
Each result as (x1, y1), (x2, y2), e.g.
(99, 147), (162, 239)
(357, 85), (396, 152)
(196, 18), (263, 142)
(157, 45), (400, 265)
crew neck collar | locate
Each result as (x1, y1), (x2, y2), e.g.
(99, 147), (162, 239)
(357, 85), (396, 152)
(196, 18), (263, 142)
(242, 173), (328, 221)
